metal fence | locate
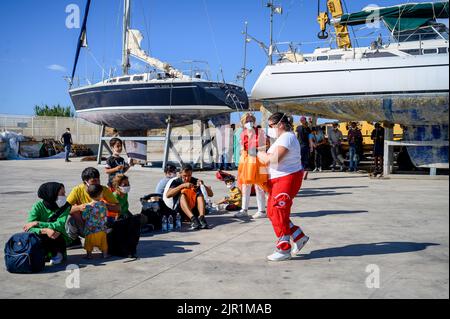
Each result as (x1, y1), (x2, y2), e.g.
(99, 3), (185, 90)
(0, 115), (101, 145)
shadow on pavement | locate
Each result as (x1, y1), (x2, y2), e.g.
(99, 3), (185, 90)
(297, 185), (369, 198)
(296, 190), (353, 197)
(135, 240), (199, 258)
(307, 175), (368, 181)
(291, 210), (368, 218)
(294, 242), (439, 260)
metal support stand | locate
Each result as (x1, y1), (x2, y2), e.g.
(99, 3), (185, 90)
(97, 125), (112, 164)
(162, 117), (172, 170)
(194, 120), (214, 170)
(200, 121), (205, 170)
(430, 167), (437, 176)
(383, 125), (394, 176)
(383, 139), (449, 177)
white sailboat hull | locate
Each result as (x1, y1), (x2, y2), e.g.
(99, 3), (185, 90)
(251, 54), (449, 125)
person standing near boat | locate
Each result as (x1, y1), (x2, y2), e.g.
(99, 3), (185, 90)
(328, 122), (346, 171)
(61, 128), (73, 163)
(295, 116), (311, 180)
(348, 122), (363, 172)
(236, 113), (268, 219)
(258, 112), (309, 261)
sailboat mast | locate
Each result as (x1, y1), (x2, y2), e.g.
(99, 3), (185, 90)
(268, 0), (274, 65)
(122, 0), (131, 75)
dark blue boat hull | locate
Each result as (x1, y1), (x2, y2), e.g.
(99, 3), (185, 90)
(69, 81), (249, 129)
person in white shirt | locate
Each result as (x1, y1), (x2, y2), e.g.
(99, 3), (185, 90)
(258, 112), (310, 262)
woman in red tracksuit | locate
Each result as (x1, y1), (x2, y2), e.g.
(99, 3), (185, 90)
(258, 112), (309, 261)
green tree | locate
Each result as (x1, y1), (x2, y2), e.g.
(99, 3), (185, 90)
(34, 104), (75, 117)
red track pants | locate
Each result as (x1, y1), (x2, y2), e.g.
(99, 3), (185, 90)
(267, 170), (306, 251)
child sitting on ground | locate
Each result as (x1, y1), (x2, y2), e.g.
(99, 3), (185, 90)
(82, 184), (109, 259)
(111, 174), (132, 219)
(216, 176), (242, 211)
(105, 138), (131, 188)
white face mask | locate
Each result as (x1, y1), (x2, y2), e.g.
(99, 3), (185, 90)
(56, 196), (67, 208)
(267, 127), (278, 139)
(226, 183), (235, 189)
(119, 186), (131, 194)
(244, 122), (254, 130)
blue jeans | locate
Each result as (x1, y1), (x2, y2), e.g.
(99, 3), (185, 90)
(349, 145), (359, 171)
(64, 144), (71, 161)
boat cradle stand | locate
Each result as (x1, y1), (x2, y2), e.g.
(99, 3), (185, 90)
(96, 117), (216, 171)
(382, 125), (449, 177)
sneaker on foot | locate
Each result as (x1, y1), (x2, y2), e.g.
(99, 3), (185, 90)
(49, 252), (63, 265)
(198, 216), (209, 229)
(319, 168), (323, 172)
(267, 249), (291, 262)
(189, 216), (201, 230)
(252, 211), (267, 219)
(234, 209), (248, 218)
(291, 235), (310, 255)
(313, 168), (318, 173)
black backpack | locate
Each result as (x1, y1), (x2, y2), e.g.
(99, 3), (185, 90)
(107, 214), (141, 258)
(4, 232), (46, 274)
(140, 193), (175, 231)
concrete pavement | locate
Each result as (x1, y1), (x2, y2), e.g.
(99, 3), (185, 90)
(0, 159), (448, 298)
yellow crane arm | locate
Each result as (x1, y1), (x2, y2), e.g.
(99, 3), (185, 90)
(317, 0), (352, 49)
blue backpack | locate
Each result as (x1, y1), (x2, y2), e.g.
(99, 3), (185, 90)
(4, 232), (46, 274)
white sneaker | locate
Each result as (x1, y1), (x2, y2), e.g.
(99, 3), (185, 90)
(234, 209), (248, 218)
(291, 235), (310, 255)
(252, 211), (267, 219)
(267, 250), (291, 262)
(313, 168), (318, 172)
(49, 252), (63, 265)
(319, 168), (323, 172)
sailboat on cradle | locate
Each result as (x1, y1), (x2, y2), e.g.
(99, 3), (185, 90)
(69, 0), (249, 130)
(251, 1), (449, 126)
(251, 1), (449, 168)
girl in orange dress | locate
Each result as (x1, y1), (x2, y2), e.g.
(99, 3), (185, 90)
(236, 113), (269, 219)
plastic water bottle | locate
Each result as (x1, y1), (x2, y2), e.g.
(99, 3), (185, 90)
(168, 215), (174, 231)
(161, 215), (168, 232)
(175, 213), (182, 230)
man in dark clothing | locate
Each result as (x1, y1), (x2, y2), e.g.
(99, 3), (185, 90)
(61, 128), (73, 162)
(347, 122), (363, 172)
(296, 116), (311, 179)
(166, 164), (214, 230)
(371, 123), (385, 175)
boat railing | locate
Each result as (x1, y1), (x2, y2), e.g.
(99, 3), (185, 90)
(271, 31), (448, 62)
(173, 60), (213, 81)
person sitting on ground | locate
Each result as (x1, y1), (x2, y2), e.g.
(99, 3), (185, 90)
(66, 167), (120, 248)
(166, 164), (213, 230)
(23, 182), (72, 265)
(155, 164), (178, 195)
(111, 174), (133, 219)
(216, 176), (242, 212)
(105, 138), (131, 188)
(82, 184), (109, 259)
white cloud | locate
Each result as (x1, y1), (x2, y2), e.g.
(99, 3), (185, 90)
(47, 64), (67, 73)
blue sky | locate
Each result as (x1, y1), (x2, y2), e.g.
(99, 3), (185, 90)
(0, 0), (443, 122)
